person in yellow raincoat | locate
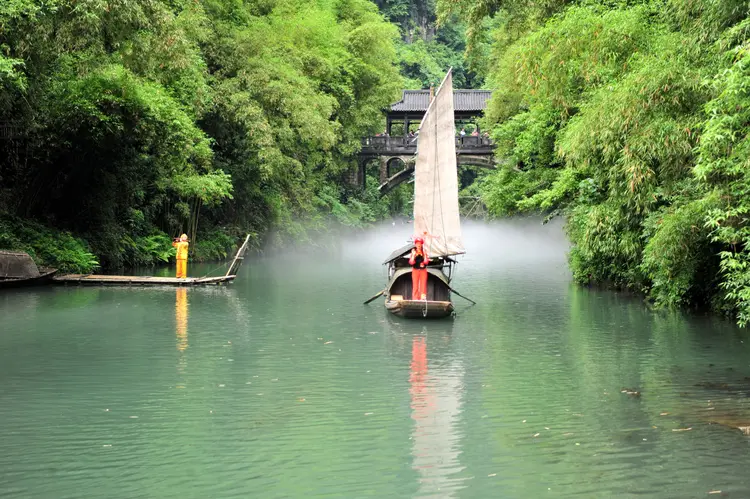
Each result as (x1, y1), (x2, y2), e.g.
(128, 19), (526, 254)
(172, 234), (189, 278)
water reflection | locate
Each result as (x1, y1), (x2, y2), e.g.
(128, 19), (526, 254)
(175, 288), (188, 352)
(410, 336), (432, 419)
(175, 288), (188, 381)
(408, 329), (466, 497)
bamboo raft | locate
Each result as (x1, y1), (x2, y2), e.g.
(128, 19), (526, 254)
(53, 274), (234, 286)
(53, 234), (251, 287)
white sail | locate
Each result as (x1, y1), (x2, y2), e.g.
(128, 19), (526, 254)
(413, 70), (465, 257)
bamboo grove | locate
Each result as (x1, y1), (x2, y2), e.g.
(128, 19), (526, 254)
(0, 0), (404, 269)
(441, 0), (750, 324)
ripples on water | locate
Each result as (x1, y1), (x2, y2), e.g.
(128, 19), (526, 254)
(2, 219), (750, 498)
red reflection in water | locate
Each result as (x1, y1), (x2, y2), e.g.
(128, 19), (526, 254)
(410, 336), (433, 419)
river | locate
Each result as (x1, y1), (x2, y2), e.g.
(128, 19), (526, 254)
(2, 219), (750, 498)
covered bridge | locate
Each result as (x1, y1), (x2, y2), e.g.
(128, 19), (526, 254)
(384, 89), (492, 136)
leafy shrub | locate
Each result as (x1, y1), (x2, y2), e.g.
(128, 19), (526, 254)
(0, 215), (99, 273)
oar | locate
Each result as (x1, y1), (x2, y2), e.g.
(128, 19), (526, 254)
(446, 284), (476, 305)
(363, 289), (385, 305)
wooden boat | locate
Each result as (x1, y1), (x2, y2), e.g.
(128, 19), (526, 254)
(382, 69), (466, 319)
(54, 234), (252, 287)
(0, 251), (57, 289)
(0, 267), (57, 289)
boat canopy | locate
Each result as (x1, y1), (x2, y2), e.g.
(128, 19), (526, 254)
(383, 243), (415, 264)
(0, 251), (40, 278)
(383, 242), (458, 265)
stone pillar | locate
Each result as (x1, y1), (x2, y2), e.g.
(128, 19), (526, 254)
(379, 156), (388, 184)
(347, 164), (358, 187)
(348, 159), (367, 189)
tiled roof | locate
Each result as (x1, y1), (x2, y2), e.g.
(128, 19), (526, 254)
(390, 89), (492, 112)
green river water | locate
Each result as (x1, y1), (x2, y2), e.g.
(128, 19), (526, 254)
(2, 220), (750, 498)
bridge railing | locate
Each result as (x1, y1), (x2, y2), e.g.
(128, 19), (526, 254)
(361, 135), (493, 151)
(456, 135), (493, 147)
(361, 136), (414, 148)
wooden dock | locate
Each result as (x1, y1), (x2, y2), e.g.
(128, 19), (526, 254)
(53, 274), (235, 286)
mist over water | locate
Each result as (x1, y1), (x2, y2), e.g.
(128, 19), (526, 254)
(325, 216), (568, 262)
(2, 218), (750, 498)
(323, 216), (570, 291)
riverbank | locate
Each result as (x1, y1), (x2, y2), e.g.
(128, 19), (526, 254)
(0, 207), (411, 274)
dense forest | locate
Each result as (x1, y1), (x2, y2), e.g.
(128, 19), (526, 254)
(443, 0), (750, 324)
(0, 0), (406, 271)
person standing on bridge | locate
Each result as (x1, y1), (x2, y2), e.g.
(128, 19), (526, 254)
(409, 236), (430, 300)
(172, 234), (189, 279)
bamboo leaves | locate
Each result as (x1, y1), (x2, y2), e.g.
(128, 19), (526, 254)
(0, 0), (402, 267)
(459, 0), (750, 323)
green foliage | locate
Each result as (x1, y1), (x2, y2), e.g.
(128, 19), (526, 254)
(641, 192), (720, 307)
(395, 23), (480, 87)
(312, 177), (398, 230)
(566, 201), (645, 287)
(455, 0), (750, 324)
(120, 233), (175, 267)
(377, 0), (482, 87)
(437, 0), (569, 57)
(316, 185), (375, 229)
(491, 106), (560, 169)
(0, 215), (99, 273)
(198, 0), (403, 246)
(192, 229), (241, 261)
(0, 56), (25, 90)
(170, 171), (233, 206)
(696, 44), (750, 324)
(481, 164), (560, 216)
(0, 0), (404, 267)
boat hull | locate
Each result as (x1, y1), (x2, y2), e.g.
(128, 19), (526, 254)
(0, 268), (57, 290)
(385, 299), (454, 319)
(383, 266), (455, 319)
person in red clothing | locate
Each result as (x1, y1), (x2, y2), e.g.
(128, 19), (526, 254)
(409, 236), (430, 300)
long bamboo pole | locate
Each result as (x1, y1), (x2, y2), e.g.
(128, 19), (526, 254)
(225, 234), (252, 277)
